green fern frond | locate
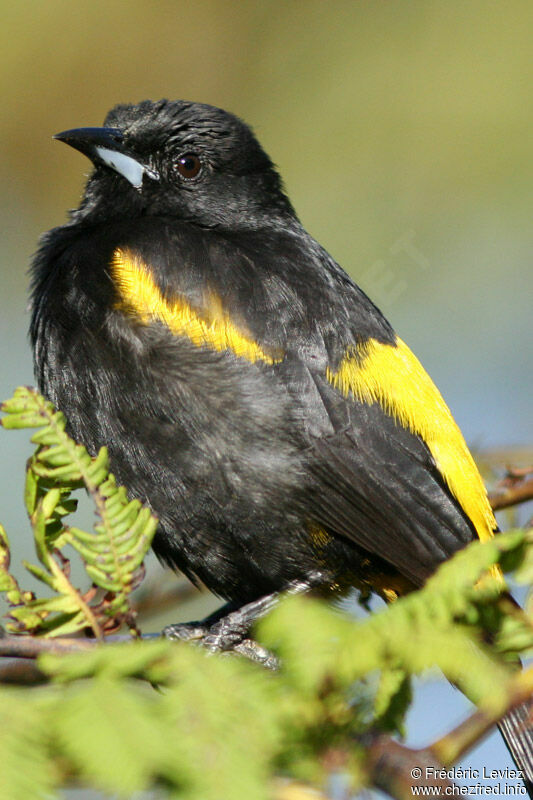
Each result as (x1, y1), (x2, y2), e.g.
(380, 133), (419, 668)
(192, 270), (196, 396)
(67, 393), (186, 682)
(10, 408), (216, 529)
(260, 527), (533, 725)
(1, 387), (157, 638)
(0, 690), (56, 800)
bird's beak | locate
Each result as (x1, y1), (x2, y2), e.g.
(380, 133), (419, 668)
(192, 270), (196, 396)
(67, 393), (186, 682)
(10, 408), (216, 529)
(54, 127), (159, 189)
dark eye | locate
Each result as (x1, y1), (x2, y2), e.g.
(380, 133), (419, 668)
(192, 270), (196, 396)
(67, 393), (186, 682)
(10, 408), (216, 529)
(175, 153), (202, 180)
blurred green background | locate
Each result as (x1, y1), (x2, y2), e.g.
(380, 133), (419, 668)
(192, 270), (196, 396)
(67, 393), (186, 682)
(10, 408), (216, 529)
(1, 1), (532, 796)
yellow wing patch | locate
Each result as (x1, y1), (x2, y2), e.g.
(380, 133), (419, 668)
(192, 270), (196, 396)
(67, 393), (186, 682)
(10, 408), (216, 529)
(306, 521), (333, 550)
(110, 248), (280, 365)
(326, 337), (497, 543)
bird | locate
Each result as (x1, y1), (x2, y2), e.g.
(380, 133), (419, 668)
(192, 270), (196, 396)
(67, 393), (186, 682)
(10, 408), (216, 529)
(29, 99), (531, 784)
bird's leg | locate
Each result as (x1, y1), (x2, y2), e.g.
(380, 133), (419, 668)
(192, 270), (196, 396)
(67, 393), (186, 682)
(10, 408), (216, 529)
(163, 577), (318, 667)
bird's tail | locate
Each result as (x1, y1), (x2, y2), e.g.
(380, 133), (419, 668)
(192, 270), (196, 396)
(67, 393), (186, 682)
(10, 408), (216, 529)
(498, 699), (533, 798)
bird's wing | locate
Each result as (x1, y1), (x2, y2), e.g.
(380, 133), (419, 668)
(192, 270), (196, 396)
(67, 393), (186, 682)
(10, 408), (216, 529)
(296, 334), (497, 587)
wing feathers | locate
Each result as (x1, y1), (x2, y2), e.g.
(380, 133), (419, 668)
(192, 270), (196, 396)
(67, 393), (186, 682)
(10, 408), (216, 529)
(306, 389), (478, 586)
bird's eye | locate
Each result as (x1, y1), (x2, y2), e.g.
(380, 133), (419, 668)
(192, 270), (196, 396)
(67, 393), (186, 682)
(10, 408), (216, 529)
(175, 153), (202, 180)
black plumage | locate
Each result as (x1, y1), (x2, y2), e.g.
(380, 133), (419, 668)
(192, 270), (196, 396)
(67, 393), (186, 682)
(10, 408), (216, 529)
(30, 101), (480, 606)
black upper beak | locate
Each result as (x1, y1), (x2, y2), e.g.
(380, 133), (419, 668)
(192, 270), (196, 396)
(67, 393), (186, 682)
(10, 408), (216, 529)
(54, 126), (158, 189)
(54, 126), (125, 157)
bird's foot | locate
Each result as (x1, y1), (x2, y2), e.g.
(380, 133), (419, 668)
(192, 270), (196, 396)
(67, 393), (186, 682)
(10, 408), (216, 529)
(163, 593), (276, 654)
(163, 578), (316, 667)
(163, 620), (279, 669)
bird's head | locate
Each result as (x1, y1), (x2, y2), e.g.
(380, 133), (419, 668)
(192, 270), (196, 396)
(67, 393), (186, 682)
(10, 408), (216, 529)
(55, 99), (295, 229)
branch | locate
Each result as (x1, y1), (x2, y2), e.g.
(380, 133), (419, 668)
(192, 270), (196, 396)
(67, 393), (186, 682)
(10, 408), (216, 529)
(489, 472), (533, 511)
(0, 659), (48, 685)
(367, 737), (455, 800)
(432, 666), (533, 767)
(0, 635), (97, 659)
(364, 667), (533, 800)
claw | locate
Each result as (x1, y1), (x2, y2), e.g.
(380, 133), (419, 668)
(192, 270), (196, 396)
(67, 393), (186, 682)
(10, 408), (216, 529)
(163, 622), (209, 642)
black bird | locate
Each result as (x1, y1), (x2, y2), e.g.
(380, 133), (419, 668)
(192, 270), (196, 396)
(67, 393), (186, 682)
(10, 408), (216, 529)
(29, 99), (531, 782)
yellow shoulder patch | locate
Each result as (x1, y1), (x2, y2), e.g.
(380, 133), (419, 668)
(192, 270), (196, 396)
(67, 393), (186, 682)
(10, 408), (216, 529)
(326, 337), (497, 543)
(110, 248), (280, 365)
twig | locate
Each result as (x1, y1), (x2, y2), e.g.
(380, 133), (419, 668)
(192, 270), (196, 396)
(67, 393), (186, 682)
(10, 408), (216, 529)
(366, 736), (455, 800)
(503, 467), (533, 481)
(364, 667), (533, 799)
(432, 666), (533, 766)
(0, 659), (48, 685)
(489, 474), (533, 511)
(0, 635), (97, 659)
